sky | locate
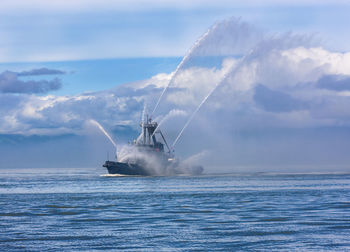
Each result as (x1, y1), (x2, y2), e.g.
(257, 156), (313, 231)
(1, 0), (350, 63)
(1, 1), (350, 172)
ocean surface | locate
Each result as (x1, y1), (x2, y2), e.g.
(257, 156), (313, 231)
(1, 168), (350, 251)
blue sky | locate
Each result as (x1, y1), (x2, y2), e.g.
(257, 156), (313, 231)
(1, 0), (350, 63)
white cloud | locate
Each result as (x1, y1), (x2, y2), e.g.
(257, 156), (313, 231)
(281, 47), (350, 76)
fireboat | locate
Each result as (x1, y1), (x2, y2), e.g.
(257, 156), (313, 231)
(103, 115), (200, 176)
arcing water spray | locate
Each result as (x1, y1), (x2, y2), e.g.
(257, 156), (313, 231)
(89, 119), (118, 159)
(171, 63), (236, 149)
(151, 22), (220, 117)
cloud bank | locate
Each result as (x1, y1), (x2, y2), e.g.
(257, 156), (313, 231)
(17, 68), (66, 76)
(1, 18), (350, 171)
(0, 68), (64, 94)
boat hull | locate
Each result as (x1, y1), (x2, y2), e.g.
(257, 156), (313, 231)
(103, 161), (151, 176)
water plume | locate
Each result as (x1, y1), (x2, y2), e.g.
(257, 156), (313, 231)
(171, 67), (234, 149)
(151, 22), (219, 116)
(89, 119), (118, 157)
(141, 101), (147, 123)
(151, 18), (263, 117)
(136, 102), (148, 144)
(136, 133), (143, 144)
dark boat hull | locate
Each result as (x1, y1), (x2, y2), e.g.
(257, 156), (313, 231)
(103, 161), (151, 176)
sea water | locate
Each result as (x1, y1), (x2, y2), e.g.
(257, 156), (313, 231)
(1, 168), (350, 251)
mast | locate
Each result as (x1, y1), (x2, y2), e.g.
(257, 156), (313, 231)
(143, 115), (147, 144)
(148, 116), (151, 145)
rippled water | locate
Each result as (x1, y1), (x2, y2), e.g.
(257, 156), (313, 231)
(1, 168), (350, 251)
